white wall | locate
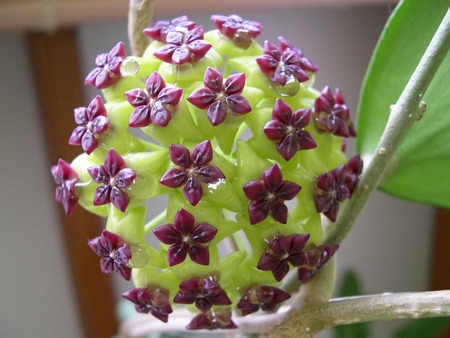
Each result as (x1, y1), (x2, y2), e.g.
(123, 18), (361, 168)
(0, 3), (433, 338)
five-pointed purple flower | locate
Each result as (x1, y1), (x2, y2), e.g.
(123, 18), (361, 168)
(88, 229), (132, 280)
(51, 159), (79, 215)
(122, 286), (173, 322)
(144, 15), (197, 42)
(160, 140), (225, 206)
(173, 277), (232, 312)
(237, 285), (291, 316)
(314, 155), (363, 222)
(187, 67), (252, 126)
(187, 309), (237, 330)
(153, 208), (218, 266)
(278, 37), (318, 73)
(314, 86), (356, 137)
(263, 99), (317, 161)
(125, 72), (183, 128)
(154, 26), (211, 65)
(257, 234), (310, 281)
(85, 42), (125, 89)
(243, 164), (301, 224)
(256, 40), (310, 86)
(211, 14), (262, 49)
(298, 244), (339, 284)
(87, 149), (136, 212)
(68, 95), (110, 154)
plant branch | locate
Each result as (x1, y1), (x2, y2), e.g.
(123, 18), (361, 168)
(325, 8), (450, 245)
(128, 0), (156, 56)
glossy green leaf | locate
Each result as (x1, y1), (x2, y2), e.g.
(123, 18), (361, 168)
(357, 0), (450, 207)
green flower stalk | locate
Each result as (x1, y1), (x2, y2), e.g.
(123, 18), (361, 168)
(51, 13), (361, 331)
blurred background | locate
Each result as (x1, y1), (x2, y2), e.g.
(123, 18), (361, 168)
(0, 0), (447, 337)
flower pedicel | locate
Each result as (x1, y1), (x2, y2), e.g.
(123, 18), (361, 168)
(51, 14), (362, 330)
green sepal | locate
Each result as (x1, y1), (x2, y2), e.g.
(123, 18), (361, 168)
(132, 266), (179, 297)
(102, 76), (145, 102)
(204, 30), (263, 60)
(211, 220), (241, 243)
(218, 250), (247, 288)
(129, 55), (162, 79)
(106, 205), (146, 243)
(302, 214), (323, 244)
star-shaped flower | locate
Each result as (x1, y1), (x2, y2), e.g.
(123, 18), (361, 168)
(122, 286), (173, 322)
(87, 149), (136, 212)
(278, 37), (318, 73)
(68, 96), (110, 154)
(297, 244), (339, 284)
(154, 26), (211, 65)
(88, 229), (132, 280)
(173, 277), (232, 313)
(85, 42), (125, 89)
(125, 72), (183, 128)
(237, 285), (291, 316)
(186, 309), (237, 330)
(143, 15), (197, 42)
(160, 140), (225, 206)
(314, 155), (363, 222)
(153, 208), (218, 266)
(256, 40), (309, 86)
(51, 159), (79, 215)
(187, 67), (252, 126)
(211, 14), (262, 48)
(313, 86), (356, 137)
(243, 164), (301, 224)
(256, 234), (310, 282)
(263, 99), (317, 161)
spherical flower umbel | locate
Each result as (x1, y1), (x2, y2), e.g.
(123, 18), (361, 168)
(122, 286), (173, 322)
(143, 15), (197, 42)
(263, 98), (317, 161)
(87, 148), (136, 212)
(160, 140), (225, 206)
(187, 308), (237, 330)
(243, 164), (302, 224)
(313, 86), (356, 138)
(173, 277), (232, 313)
(51, 159), (79, 215)
(187, 67), (252, 126)
(211, 14), (262, 49)
(257, 233), (310, 281)
(153, 208), (218, 266)
(237, 285), (291, 316)
(88, 229), (132, 280)
(256, 40), (310, 86)
(85, 42), (125, 89)
(68, 95), (110, 154)
(154, 26), (212, 65)
(125, 71), (183, 128)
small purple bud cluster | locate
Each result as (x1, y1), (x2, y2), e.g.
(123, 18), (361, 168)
(50, 13), (362, 331)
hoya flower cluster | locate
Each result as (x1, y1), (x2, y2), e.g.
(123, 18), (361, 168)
(51, 14), (362, 330)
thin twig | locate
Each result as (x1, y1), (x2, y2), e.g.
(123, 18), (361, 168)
(325, 8), (450, 245)
(128, 0), (156, 56)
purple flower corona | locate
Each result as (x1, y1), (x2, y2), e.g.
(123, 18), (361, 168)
(257, 234), (310, 281)
(125, 72), (183, 128)
(187, 67), (252, 126)
(263, 99), (317, 161)
(187, 309), (237, 330)
(122, 286), (173, 322)
(69, 95), (110, 154)
(51, 159), (79, 215)
(88, 230), (132, 280)
(313, 86), (356, 138)
(237, 285), (291, 316)
(173, 277), (232, 313)
(87, 149), (136, 212)
(160, 140), (225, 206)
(153, 208), (218, 266)
(85, 42), (125, 89)
(144, 15), (197, 42)
(243, 164), (301, 224)
(256, 40), (310, 86)
(211, 14), (262, 48)
(154, 26), (212, 65)
(298, 244), (339, 284)
(314, 155), (363, 222)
